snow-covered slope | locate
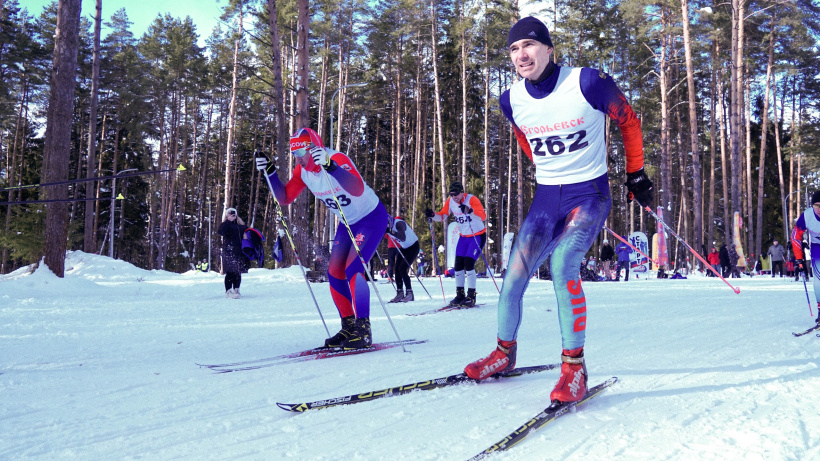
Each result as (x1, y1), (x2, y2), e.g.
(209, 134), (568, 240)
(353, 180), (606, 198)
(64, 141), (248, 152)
(2, 251), (820, 460)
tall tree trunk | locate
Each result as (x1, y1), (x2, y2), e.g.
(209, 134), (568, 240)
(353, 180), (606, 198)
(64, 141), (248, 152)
(755, 17), (774, 258)
(292, 0), (312, 263)
(42, 0), (82, 277)
(222, 1), (244, 212)
(729, 0), (745, 241)
(707, 39), (718, 246)
(772, 76), (788, 246)
(718, 68), (730, 244)
(267, 2), (288, 171)
(430, 1), (447, 203)
(744, 60), (754, 257)
(83, 0), (102, 253)
(681, 0), (702, 259)
(658, 12), (672, 211)
(460, 3), (468, 186)
(2, 75), (27, 273)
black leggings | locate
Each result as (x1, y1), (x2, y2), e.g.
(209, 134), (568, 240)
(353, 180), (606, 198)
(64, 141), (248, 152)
(395, 242), (420, 291)
(224, 272), (241, 290)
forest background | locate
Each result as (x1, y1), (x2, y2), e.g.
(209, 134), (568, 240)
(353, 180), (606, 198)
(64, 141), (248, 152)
(1, 0), (819, 277)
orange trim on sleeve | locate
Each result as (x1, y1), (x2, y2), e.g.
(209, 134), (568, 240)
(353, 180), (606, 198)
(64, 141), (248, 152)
(468, 195), (486, 221)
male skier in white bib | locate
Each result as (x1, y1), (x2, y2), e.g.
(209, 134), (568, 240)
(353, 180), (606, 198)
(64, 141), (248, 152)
(464, 17), (653, 405)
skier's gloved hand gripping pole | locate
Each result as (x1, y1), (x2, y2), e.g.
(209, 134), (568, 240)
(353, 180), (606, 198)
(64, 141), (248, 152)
(626, 168), (740, 294)
(314, 148), (407, 352)
(426, 216), (447, 302)
(385, 232), (434, 299)
(255, 153), (332, 337)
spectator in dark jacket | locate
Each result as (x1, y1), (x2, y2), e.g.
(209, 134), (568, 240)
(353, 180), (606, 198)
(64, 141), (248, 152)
(217, 207), (248, 298)
(719, 244), (730, 278)
(600, 240), (615, 281)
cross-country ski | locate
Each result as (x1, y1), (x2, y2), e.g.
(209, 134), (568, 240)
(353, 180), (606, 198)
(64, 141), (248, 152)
(276, 364), (559, 412)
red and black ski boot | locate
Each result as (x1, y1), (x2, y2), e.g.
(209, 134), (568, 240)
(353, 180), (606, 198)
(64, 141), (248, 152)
(549, 347), (588, 403)
(464, 338), (517, 380)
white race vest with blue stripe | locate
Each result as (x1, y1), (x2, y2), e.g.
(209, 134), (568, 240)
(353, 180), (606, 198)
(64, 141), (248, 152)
(508, 66), (607, 185)
(299, 150), (379, 224)
(802, 208), (820, 245)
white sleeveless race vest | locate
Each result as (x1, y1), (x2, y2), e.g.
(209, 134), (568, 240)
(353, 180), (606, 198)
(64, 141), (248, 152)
(451, 194), (485, 236)
(299, 150), (379, 224)
(389, 217), (419, 249)
(802, 208), (820, 245)
(508, 66), (608, 185)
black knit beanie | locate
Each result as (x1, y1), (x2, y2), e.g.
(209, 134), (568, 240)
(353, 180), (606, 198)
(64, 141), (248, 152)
(508, 16), (553, 48)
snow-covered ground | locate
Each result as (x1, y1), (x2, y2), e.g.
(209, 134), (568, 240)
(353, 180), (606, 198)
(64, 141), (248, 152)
(3, 251), (820, 460)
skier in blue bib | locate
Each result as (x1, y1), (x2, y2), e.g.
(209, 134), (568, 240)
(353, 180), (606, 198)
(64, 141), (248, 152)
(464, 17), (653, 405)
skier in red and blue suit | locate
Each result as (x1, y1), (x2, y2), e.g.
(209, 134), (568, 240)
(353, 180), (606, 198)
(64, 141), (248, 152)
(791, 190), (820, 323)
(256, 127), (388, 350)
(465, 17), (653, 405)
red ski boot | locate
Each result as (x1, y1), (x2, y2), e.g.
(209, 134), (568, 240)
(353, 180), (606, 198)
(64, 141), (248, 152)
(464, 338), (517, 380)
(549, 347), (588, 403)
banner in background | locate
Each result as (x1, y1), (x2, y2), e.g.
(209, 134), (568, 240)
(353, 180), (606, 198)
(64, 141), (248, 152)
(656, 206), (669, 268)
(652, 234), (659, 270)
(629, 231), (650, 272)
(733, 211), (747, 268)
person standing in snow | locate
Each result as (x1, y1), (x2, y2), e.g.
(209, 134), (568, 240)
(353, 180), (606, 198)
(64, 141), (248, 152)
(599, 240), (615, 281)
(462, 16), (652, 406)
(791, 191), (820, 322)
(385, 214), (420, 303)
(706, 247), (720, 277)
(768, 239), (787, 278)
(416, 251), (427, 276)
(425, 181), (487, 307)
(614, 241), (632, 281)
(719, 244), (730, 277)
(217, 207), (248, 298)
(255, 127), (388, 349)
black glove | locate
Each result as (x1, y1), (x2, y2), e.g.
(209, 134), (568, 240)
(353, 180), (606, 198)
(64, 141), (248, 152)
(425, 208), (435, 218)
(255, 152), (276, 175)
(625, 168), (653, 208)
(459, 204), (472, 214)
(796, 259), (809, 277)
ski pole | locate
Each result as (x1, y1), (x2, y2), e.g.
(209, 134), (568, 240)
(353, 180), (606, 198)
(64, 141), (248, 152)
(428, 218), (447, 302)
(386, 233), (434, 299)
(462, 214), (501, 294)
(375, 248), (397, 291)
(319, 168), (406, 352)
(643, 205), (740, 294)
(795, 236), (814, 317)
(261, 172), (331, 337)
(801, 269), (814, 317)
(603, 226), (658, 267)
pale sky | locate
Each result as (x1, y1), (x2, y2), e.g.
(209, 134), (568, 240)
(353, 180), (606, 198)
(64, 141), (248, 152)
(20, 0), (227, 46)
